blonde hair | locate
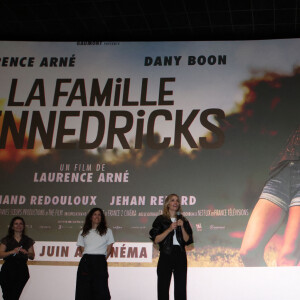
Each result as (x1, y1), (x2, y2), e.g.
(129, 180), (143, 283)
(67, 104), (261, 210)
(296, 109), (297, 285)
(162, 193), (182, 218)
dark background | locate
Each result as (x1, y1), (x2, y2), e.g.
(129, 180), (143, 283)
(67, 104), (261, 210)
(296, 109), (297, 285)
(1, 0), (300, 41)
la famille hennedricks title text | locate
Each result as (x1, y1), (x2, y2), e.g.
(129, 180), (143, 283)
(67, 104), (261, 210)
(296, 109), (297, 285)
(0, 77), (225, 150)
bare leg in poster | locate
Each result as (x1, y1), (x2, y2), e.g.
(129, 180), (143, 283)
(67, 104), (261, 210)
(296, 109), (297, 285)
(240, 199), (286, 266)
(277, 206), (300, 266)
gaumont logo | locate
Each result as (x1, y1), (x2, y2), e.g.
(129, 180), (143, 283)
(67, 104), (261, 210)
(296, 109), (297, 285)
(35, 242), (152, 263)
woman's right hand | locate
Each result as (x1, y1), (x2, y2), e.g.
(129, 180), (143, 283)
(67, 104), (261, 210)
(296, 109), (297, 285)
(169, 222), (177, 231)
(11, 247), (21, 255)
(154, 221), (177, 244)
(0, 244), (20, 258)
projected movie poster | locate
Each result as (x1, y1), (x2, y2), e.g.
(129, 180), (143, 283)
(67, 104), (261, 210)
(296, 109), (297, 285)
(0, 40), (300, 267)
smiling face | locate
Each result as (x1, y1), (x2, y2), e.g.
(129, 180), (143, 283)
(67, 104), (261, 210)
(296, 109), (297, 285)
(12, 218), (25, 234)
(91, 210), (101, 227)
(167, 195), (180, 213)
(163, 194), (182, 217)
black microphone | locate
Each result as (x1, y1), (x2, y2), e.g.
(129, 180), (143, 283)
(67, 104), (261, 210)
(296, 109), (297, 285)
(176, 211), (182, 220)
(176, 211), (182, 233)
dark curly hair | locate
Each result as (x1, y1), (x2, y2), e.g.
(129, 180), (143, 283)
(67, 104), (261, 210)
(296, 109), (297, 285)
(81, 208), (107, 236)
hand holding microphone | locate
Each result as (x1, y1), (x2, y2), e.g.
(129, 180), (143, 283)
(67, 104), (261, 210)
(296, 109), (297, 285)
(169, 221), (178, 232)
(176, 212), (183, 230)
(13, 245), (22, 256)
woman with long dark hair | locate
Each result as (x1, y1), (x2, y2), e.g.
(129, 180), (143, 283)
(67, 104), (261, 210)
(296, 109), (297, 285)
(75, 207), (114, 300)
(149, 194), (193, 300)
(0, 217), (35, 300)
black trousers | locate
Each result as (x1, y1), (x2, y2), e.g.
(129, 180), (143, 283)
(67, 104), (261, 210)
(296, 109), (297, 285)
(157, 246), (187, 300)
(0, 260), (29, 300)
(75, 254), (111, 300)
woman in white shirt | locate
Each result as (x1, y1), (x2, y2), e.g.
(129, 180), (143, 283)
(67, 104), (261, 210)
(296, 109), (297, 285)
(75, 208), (114, 300)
